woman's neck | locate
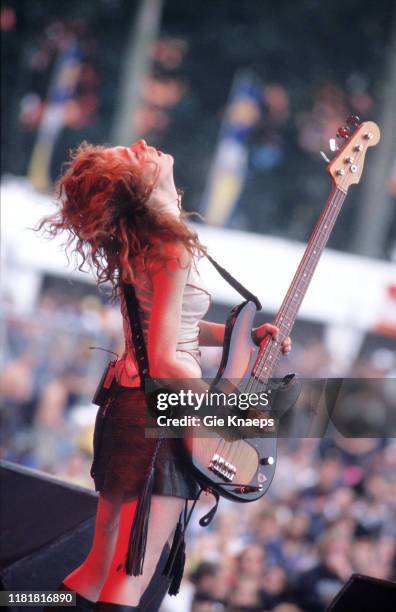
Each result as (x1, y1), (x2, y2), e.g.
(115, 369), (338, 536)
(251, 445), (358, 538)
(148, 176), (180, 217)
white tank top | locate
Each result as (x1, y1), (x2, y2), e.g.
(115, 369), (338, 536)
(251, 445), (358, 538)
(115, 258), (211, 386)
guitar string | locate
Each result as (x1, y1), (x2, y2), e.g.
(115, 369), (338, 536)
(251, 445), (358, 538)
(221, 188), (346, 468)
(252, 188), (346, 388)
(249, 134), (366, 390)
(251, 188), (345, 390)
(226, 188), (345, 467)
(211, 139), (366, 480)
(247, 135), (367, 396)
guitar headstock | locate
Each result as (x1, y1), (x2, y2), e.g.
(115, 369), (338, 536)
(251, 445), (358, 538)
(327, 117), (381, 192)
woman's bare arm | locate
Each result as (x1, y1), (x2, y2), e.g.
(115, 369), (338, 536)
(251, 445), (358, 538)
(198, 319), (292, 354)
(147, 244), (205, 380)
(198, 320), (225, 346)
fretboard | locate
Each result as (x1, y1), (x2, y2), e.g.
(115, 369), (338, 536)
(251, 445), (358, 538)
(252, 186), (347, 382)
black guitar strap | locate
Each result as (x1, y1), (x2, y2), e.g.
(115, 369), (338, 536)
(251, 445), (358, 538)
(122, 281), (150, 389)
(205, 253), (262, 311)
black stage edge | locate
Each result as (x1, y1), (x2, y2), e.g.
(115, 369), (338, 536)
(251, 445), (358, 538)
(326, 573), (396, 611)
(2, 461), (395, 611)
(0, 460), (98, 611)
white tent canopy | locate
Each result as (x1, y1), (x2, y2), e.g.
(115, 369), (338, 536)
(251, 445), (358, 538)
(2, 176), (395, 338)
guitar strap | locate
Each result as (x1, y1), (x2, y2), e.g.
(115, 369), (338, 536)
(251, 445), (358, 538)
(205, 253), (262, 311)
(122, 281), (149, 389)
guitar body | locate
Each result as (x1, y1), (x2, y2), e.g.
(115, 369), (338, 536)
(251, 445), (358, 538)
(184, 301), (278, 503)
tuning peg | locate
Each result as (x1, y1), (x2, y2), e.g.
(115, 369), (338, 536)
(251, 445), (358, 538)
(346, 115), (361, 127)
(329, 138), (339, 152)
(337, 126), (350, 139)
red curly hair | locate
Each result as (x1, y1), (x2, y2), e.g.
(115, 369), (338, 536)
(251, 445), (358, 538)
(37, 141), (205, 299)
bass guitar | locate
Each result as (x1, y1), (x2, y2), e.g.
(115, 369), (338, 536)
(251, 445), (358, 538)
(185, 117), (380, 502)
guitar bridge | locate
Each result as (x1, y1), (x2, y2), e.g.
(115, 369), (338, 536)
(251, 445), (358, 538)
(208, 453), (236, 482)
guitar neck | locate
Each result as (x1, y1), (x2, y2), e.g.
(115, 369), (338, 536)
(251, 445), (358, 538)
(253, 185), (346, 382)
(274, 185), (346, 338)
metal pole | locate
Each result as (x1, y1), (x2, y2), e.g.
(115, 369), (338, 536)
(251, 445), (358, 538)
(110, 0), (164, 146)
(352, 11), (396, 258)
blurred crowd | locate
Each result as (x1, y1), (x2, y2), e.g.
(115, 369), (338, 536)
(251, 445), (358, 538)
(0, 288), (122, 481)
(2, 3), (395, 609)
(2, 2), (395, 253)
(168, 436), (396, 612)
(1, 289), (395, 611)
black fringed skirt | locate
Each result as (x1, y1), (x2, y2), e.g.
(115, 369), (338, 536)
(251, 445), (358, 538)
(90, 383), (200, 500)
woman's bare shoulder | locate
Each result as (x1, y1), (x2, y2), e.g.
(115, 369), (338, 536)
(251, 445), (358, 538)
(146, 241), (192, 276)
